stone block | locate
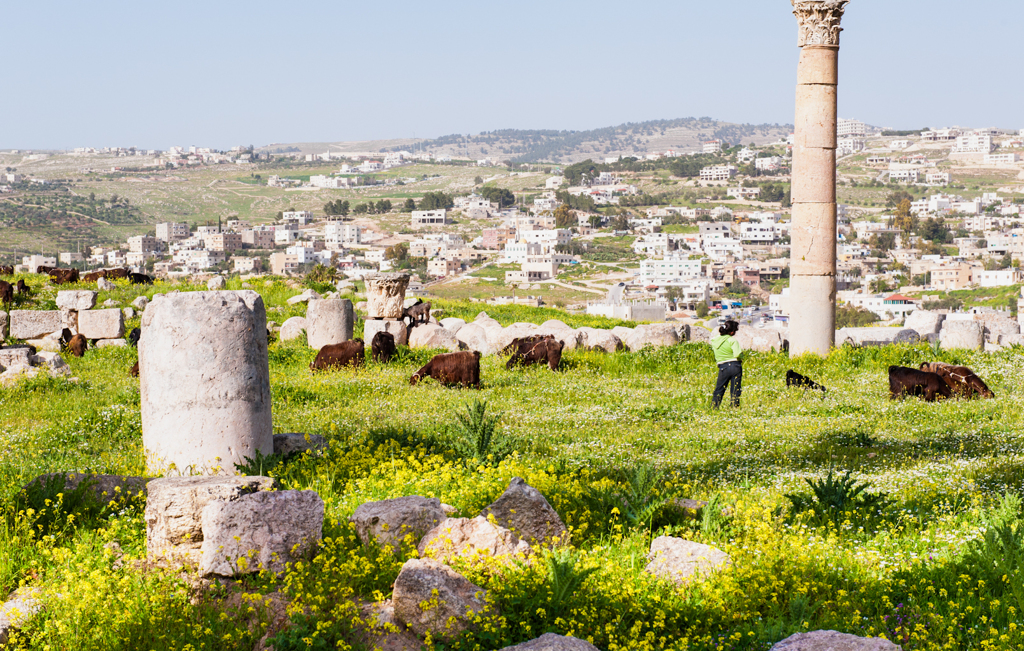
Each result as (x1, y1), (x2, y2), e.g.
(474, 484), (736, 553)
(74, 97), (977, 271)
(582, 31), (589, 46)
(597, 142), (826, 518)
(199, 490), (324, 576)
(56, 290), (97, 311)
(364, 319), (408, 348)
(31, 351), (70, 376)
(577, 327), (623, 353)
(624, 324), (680, 351)
(364, 273), (410, 319)
(95, 339), (128, 348)
(97, 277), (115, 291)
(940, 320), (984, 351)
(645, 536), (730, 584)
(207, 276), (226, 290)
(0, 587), (43, 646)
(418, 516), (529, 563)
(140, 291), (272, 475)
(0, 310), (7, 339)
(132, 295), (149, 311)
(904, 310), (944, 336)
(439, 317), (466, 334)
(350, 496), (448, 551)
(480, 477), (568, 546)
(408, 323), (460, 351)
(771, 630), (901, 651)
(279, 316), (307, 342)
(392, 558), (490, 641)
(145, 475), (276, 560)
(736, 325), (788, 352)
(498, 634), (600, 651)
(455, 323), (496, 355)
(286, 289), (320, 305)
(306, 299), (354, 350)
(78, 308), (125, 340)
(0, 347), (32, 369)
(10, 310), (62, 340)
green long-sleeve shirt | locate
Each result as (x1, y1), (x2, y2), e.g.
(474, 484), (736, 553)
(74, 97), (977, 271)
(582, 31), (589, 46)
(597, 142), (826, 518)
(710, 334), (742, 364)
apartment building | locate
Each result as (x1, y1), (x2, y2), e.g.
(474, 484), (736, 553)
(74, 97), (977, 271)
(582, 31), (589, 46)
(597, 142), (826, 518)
(204, 233), (243, 252)
(702, 140), (722, 154)
(128, 235), (161, 254)
(411, 210), (447, 227)
(953, 133), (995, 154)
(324, 223), (361, 249)
(482, 227), (517, 250)
(242, 229), (276, 249)
(837, 118), (867, 137)
(930, 262), (975, 290)
(700, 165), (738, 182)
(639, 255), (702, 286)
(155, 222), (190, 242)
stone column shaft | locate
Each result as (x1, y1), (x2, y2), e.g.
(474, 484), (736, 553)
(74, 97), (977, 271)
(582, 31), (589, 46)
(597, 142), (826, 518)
(789, 0), (849, 356)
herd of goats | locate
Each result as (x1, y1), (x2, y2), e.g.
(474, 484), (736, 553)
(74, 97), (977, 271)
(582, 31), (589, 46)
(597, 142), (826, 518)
(0, 267), (999, 402)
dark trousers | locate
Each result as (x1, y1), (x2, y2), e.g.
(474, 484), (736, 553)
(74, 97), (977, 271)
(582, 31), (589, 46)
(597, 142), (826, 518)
(712, 361), (742, 408)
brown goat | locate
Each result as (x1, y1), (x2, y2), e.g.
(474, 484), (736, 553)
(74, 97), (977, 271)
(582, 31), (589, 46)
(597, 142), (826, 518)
(504, 335), (563, 371)
(889, 365), (951, 402)
(310, 340), (365, 371)
(920, 362), (995, 399)
(410, 351), (481, 388)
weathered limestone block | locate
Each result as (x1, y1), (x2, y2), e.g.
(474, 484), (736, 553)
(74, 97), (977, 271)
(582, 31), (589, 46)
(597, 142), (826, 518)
(123, 307), (135, 320)
(577, 327), (623, 353)
(481, 477), (568, 546)
(491, 322), (541, 352)
(56, 290), (97, 312)
(31, 351), (70, 376)
(78, 308), (125, 340)
(279, 316), (307, 342)
(611, 326), (635, 342)
(625, 323), (680, 351)
(145, 475), (275, 560)
(306, 299), (354, 350)
(286, 289), (320, 305)
(498, 634), (600, 651)
(440, 317), (466, 334)
(904, 310), (944, 336)
(140, 291), (273, 475)
(97, 277), (116, 291)
(408, 323), (460, 351)
(350, 496), (448, 551)
(95, 339), (127, 348)
(644, 536), (730, 583)
(735, 325), (788, 352)
(132, 295), (149, 311)
(207, 276), (226, 290)
(364, 272), (411, 319)
(0, 587), (44, 646)
(940, 320), (984, 351)
(688, 325), (712, 342)
(363, 319), (408, 347)
(771, 630), (902, 651)
(978, 315), (1020, 344)
(0, 311), (7, 339)
(455, 323), (497, 355)
(392, 558), (490, 641)
(272, 432), (328, 457)
(0, 347), (32, 369)
(417, 516), (530, 563)
(10, 310), (62, 340)
(537, 320), (582, 350)
(836, 327), (914, 347)
(199, 490), (324, 577)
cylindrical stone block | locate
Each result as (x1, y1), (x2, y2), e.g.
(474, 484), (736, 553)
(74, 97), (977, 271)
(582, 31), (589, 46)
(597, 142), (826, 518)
(796, 46), (839, 85)
(790, 203), (838, 276)
(140, 291), (272, 476)
(787, 274), (836, 356)
(306, 299), (354, 350)
(791, 147), (837, 204)
(793, 85), (837, 149)
(364, 273), (410, 319)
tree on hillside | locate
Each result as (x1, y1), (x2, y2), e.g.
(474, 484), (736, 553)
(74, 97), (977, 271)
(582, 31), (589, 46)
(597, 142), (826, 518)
(480, 186), (515, 209)
(610, 215), (631, 231)
(474, 176), (483, 185)
(886, 190), (914, 211)
(836, 304), (881, 328)
(554, 204), (574, 229)
(403, 198), (417, 212)
(893, 199), (917, 239)
(385, 242), (409, 261)
(418, 192), (454, 211)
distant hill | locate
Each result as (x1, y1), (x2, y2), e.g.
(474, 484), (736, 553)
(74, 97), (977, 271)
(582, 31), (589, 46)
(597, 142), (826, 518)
(258, 117), (793, 164)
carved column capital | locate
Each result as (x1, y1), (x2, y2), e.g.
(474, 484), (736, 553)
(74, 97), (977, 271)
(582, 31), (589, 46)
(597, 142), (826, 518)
(792, 0), (849, 47)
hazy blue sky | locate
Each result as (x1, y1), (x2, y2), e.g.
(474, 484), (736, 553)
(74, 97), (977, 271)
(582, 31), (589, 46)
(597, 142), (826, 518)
(2, 0), (1021, 150)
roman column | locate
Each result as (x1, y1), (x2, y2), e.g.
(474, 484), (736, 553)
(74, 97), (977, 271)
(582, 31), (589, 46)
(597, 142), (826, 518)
(788, 0), (849, 355)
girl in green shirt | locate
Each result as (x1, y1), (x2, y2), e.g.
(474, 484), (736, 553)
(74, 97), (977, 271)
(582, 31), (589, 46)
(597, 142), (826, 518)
(710, 319), (742, 408)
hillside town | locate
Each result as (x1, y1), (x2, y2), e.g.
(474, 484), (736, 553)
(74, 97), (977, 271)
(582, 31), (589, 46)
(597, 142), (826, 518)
(8, 120), (1023, 334)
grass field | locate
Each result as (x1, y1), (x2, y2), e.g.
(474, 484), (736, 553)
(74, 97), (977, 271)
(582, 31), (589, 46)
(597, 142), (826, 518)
(2, 276), (1024, 649)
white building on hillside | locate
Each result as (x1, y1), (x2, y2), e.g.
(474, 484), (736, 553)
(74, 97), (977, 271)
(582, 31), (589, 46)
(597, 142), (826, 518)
(411, 210), (447, 227)
(639, 255), (702, 285)
(700, 165), (737, 182)
(953, 133), (995, 154)
(838, 118), (867, 137)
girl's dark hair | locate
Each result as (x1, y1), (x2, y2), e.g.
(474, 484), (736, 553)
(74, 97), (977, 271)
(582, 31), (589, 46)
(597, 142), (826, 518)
(719, 320), (739, 336)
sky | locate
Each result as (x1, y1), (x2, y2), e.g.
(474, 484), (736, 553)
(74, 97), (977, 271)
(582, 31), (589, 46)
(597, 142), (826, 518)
(2, 0), (1021, 150)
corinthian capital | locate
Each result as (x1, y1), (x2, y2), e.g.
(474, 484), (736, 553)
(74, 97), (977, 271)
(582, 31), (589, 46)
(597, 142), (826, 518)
(792, 0), (850, 47)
